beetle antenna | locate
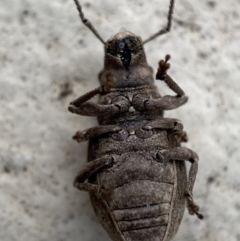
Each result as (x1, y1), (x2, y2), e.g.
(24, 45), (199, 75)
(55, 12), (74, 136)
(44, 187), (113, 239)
(143, 0), (174, 44)
(73, 0), (105, 44)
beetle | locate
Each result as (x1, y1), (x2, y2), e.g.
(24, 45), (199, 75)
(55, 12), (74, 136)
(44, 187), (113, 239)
(68, 0), (203, 241)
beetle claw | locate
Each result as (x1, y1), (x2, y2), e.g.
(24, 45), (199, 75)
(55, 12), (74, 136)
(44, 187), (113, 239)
(186, 190), (204, 220)
(73, 131), (88, 143)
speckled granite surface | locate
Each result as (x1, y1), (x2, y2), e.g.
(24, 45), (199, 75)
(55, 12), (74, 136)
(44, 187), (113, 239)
(1, 0), (240, 241)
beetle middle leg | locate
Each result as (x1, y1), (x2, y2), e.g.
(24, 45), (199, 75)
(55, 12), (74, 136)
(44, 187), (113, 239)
(144, 118), (188, 143)
(143, 118), (183, 131)
(72, 125), (122, 143)
(154, 147), (204, 219)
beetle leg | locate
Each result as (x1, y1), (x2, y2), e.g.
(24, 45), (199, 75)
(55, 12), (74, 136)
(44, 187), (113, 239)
(143, 119), (187, 143)
(68, 102), (119, 116)
(134, 55), (188, 111)
(73, 125), (122, 143)
(70, 74), (115, 107)
(68, 85), (119, 116)
(143, 118), (183, 131)
(156, 55), (185, 97)
(145, 94), (188, 110)
(173, 130), (188, 143)
(73, 155), (115, 192)
(69, 95), (130, 117)
(156, 147), (204, 219)
(69, 72), (116, 108)
(132, 93), (188, 111)
(68, 74), (124, 116)
(70, 86), (103, 107)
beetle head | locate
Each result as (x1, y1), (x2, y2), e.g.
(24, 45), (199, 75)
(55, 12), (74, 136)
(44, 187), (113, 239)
(104, 31), (147, 71)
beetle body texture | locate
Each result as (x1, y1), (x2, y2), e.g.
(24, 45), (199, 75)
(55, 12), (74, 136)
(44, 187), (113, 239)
(89, 129), (187, 241)
(68, 1), (203, 241)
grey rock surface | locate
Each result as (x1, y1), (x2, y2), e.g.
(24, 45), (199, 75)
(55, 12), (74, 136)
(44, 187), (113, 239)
(1, 0), (240, 241)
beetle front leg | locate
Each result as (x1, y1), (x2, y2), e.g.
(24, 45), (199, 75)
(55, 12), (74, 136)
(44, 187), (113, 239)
(69, 95), (130, 117)
(70, 74), (115, 107)
(156, 54), (185, 97)
(69, 73), (130, 117)
(132, 93), (188, 111)
(144, 94), (188, 110)
(137, 55), (188, 111)
(74, 155), (115, 193)
(155, 147), (204, 220)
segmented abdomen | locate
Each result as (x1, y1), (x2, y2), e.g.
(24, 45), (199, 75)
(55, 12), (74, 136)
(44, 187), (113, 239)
(93, 152), (179, 241)
(109, 180), (174, 241)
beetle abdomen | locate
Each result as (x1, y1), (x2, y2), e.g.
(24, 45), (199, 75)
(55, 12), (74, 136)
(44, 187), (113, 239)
(89, 151), (184, 241)
(108, 180), (173, 241)
(108, 180), (174, 210)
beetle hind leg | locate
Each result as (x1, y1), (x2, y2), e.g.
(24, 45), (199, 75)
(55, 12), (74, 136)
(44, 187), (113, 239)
(73, 155), (115, 193)
(185, 190), (204, 220)
(155, 147), (204, 220)
(185, 158), (204, 219)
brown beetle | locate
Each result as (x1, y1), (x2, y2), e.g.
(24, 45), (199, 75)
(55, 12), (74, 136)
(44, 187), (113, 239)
(68, 1), (203, 241)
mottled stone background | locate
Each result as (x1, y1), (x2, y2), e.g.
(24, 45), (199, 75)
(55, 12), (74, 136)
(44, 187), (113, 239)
(1, 0), (240, 241)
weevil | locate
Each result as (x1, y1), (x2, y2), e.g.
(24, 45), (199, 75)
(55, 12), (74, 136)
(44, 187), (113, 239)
(68, 0), (203, 241)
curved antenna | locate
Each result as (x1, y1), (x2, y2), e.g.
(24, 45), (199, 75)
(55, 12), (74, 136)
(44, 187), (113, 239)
(73, 0), (105, 44)
(143, 0), (175, 44)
